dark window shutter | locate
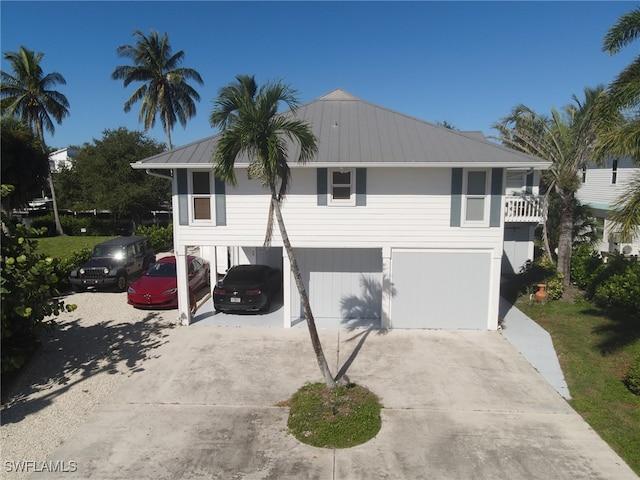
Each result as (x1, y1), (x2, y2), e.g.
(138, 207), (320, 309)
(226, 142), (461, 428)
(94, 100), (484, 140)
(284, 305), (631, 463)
(489, 168), (503, 227)
(355, 168), (367, 206)
(317, 168), (328, 206)
(176, 169), (188, 226)
(450, 168), (463, 227)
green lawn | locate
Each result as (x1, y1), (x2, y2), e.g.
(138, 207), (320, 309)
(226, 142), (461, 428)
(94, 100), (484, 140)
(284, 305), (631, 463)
(33, 235), (116, 260)
(518, 298), (640, 474)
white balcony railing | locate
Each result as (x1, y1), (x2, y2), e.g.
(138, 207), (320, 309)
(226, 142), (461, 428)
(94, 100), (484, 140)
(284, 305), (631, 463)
(504, 195), (545, 223)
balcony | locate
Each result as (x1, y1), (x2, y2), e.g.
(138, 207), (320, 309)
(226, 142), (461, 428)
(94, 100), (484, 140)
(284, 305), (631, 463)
(504, 194), (545, 223)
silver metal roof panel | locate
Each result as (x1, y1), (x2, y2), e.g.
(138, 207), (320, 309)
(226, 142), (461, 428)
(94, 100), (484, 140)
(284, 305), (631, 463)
(132, 89), (550, 170)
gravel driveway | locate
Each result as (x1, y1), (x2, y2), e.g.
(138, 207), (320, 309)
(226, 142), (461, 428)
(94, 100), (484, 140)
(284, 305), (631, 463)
(1, 289), (178, 480)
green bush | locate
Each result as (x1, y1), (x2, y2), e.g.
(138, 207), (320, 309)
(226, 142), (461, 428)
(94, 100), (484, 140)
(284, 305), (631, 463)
(592, 260), (640, 318)
(571, 243), (603, 289)
(51, 247), (93, 291)
(625, 354), (640, 396)
(1, 194), (77, 372)
(518, 255), (564, 300)
(28, 214), (134, 237)
(136, 223), (173, 253)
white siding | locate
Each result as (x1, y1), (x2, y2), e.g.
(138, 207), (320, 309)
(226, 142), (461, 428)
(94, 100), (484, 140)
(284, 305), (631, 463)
(577, 158), (638, 208)
(175, 167), (504, 252)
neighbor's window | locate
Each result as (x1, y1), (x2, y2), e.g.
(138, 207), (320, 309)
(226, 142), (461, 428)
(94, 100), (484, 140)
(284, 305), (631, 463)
(330, 169), (355, 205)
(192, 171), (212, 221)
(612, 160), (618, 185)
(463, 170), (489, 226)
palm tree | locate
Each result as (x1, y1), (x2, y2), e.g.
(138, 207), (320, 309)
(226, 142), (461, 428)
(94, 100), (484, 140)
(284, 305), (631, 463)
(112, 30), (203, 150)
(1, 46), (69, 235)
(210, 75), (337, 389)
(493, 87), (605, 294)
(599, 7), (640, 240)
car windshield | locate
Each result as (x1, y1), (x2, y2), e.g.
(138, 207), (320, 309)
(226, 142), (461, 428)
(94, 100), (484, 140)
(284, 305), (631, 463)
(147, 262), (176, 277)
(92, 246), (125, 259)
(224, 268), (267, 283)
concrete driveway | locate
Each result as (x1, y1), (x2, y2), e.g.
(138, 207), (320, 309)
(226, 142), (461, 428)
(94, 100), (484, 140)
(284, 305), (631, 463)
(31, 326), (637, 480)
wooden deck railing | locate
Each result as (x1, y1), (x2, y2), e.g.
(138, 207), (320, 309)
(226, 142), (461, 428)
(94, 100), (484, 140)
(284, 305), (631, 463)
(504, 195), (545, 223)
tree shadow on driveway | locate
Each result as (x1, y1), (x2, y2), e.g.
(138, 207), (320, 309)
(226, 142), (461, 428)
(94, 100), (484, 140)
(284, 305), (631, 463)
(1, 311), (174, 425)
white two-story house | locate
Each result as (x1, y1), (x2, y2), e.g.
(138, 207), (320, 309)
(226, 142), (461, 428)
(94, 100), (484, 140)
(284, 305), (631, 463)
(577, 157), (640, 256)
(132, 89), (549, 330)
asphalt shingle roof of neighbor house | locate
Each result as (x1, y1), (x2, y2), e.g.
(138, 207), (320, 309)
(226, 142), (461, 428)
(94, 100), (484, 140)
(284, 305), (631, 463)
(131, 89), (551, 170)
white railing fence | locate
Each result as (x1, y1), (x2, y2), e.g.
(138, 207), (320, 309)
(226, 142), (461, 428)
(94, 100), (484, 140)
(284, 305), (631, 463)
(504, 195), (545, 223)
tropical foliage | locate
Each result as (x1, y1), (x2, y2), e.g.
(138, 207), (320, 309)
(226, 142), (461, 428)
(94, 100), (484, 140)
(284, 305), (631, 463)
(0, 46), (70, 235)
(493, 87), (606, 293)
(112, 30), (203, 150)
(0, 117), (49, 213)
(210, 75), (338, 389)
(55, 128), (169, 224)
(1, 185), (76, 373)
(599, 7), (640, 241)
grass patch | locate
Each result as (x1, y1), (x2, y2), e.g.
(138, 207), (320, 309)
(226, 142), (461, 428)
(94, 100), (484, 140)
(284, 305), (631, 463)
(517, 297), (640, 474)
(282, 382), (382, 448)
(33, 235), (115, 260)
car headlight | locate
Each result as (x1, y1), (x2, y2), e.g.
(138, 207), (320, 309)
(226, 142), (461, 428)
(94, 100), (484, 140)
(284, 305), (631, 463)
(79, 268), (85, 275)
(103, 267), (110, 275)
(127, 287), (136, 294)
(162, 288), (177, 295)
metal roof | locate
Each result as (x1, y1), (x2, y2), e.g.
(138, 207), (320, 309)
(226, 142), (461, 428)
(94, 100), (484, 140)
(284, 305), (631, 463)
(131, 89), (550, 170)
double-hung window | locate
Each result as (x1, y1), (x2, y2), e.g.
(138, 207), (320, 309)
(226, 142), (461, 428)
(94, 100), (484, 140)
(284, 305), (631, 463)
(191, 171), (213, 221)
(463, 170), (490, 226)
(330, 168), (355, 205)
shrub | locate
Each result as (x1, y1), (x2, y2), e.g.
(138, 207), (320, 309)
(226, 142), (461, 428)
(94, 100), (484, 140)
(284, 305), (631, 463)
(592, 260), (640, 318)
(136, 223), (173, 253)
(51, 247), (93, 291)
(571, 243), (602, 290)
(625, 354), (640, 396)
(518, 255), (563, 300)
(1, 201), (77, 372)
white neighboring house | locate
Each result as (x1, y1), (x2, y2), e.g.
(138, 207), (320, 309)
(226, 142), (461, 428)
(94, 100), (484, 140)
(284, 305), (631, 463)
(48, 147), (78, 173)
(131, 89), (549, 329)
(577, 157), (640, 256)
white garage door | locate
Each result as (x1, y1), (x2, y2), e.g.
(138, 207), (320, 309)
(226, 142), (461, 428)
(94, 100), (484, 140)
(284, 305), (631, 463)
(391, 250), (491, 329)
(292, 248), (382, 322)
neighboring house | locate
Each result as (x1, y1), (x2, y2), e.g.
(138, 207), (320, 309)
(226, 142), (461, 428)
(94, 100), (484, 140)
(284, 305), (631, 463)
(131, 89), (549, 329)
(577, 157), (640, 256)
(48, 147), (78, 172)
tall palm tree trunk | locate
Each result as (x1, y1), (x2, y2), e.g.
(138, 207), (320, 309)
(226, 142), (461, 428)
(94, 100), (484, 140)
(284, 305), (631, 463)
(556, 192), (575, 295)
(270, 194), (337, 389)
(35, 123), (64, 236)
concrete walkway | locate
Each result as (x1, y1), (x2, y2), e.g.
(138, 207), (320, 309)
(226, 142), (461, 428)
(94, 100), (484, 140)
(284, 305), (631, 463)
(499, 298), (572, 399)
(30, 324), (637, 479)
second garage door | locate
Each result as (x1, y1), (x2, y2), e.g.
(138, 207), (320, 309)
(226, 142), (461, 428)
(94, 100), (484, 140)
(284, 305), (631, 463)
(390, 250), (491, 329)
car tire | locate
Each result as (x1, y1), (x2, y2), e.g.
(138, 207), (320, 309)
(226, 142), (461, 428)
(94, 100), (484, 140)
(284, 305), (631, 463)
(115, 274), (127, 292)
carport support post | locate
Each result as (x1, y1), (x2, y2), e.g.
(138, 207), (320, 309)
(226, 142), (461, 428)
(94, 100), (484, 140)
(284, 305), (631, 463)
(282, 251), (292, 328)
(382, 247), (392, 329)
(175, 247), (191, 326)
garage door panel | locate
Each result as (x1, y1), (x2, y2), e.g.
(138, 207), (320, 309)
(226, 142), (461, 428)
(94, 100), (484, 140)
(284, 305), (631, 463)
(292, 249), (382, 320)
(391, 251), (490, 329)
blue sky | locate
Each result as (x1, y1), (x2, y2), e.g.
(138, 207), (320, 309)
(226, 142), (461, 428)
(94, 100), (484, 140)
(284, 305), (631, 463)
(1, 1), (637, 150)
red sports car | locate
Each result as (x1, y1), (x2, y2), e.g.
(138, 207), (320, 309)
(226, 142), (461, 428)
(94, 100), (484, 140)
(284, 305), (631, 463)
(127, 255), (210, 310)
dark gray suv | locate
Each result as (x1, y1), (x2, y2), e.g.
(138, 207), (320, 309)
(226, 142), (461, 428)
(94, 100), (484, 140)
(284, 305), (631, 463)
(70, 236), (156, 292)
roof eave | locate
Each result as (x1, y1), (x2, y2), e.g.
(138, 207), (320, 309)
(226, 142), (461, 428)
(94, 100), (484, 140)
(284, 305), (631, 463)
(131, 161), (552, 170)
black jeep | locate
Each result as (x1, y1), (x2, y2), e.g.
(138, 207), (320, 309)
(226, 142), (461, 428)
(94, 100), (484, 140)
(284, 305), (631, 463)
(70, 236), (156, 292)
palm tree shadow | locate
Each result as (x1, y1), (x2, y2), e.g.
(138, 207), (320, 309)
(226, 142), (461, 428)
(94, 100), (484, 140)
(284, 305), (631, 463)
(1, 311), (174, 424)
(336, 274), (395, 381)
(585, 307), (640, 355)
